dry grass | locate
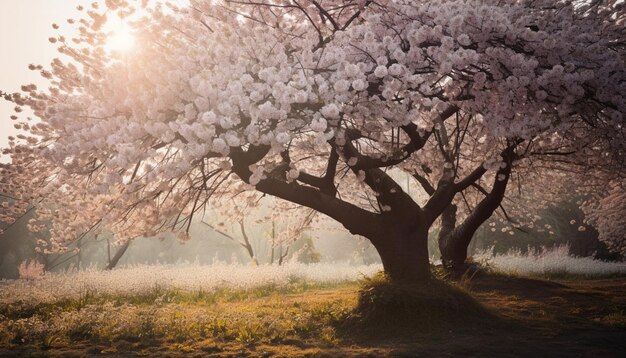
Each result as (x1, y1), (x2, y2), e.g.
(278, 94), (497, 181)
(1, 275), (625, 357)
(474, 245), (626, 279)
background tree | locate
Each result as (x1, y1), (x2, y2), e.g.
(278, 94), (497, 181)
(432, 124), (625, 272)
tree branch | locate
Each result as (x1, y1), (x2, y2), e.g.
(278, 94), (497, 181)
(412, 172), (435, 195)
(230, 145), (384, 239)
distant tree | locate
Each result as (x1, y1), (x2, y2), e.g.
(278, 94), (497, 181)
(202, 204), (316, 265)
(0, 195), (37, 278)
(290, 234), (322, 264)
(104, 238), (132, 270)
(1, 0), (624, 282)
(202, 219), (260, 265)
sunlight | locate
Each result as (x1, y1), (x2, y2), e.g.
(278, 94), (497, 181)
(104, 16), (134, 53)
(105, 25), (134, 52)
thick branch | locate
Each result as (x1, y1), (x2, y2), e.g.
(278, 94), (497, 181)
(105, 240), (131, 270)
(345, 106), (457, 170)
(413, 172), (436, 196)
(230, 145), (384, 239)
(342, 139), (421, 220)
(447, 147), (514, 250)
(424, 140), (520, 225)
(455, 165), (487, 192)
(255, 177), (383, 238)
(294, 145), (338, 196)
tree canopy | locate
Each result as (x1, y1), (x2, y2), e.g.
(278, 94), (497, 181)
(1, 0), (624, 281)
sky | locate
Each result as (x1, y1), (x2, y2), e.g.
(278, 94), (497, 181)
(0, 0), (90, 154)
(0, 0), (190, 157)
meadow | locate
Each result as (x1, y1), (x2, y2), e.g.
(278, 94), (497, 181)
(0, 249), (625, 357)
(475, 245), (626, 279)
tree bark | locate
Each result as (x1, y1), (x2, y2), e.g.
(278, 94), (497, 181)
(371, 226), (431, 282)
(278, 245), (289, 266)
(438, 203), (458, 269)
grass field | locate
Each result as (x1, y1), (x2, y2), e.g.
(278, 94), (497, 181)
(1, 270), (625, 357)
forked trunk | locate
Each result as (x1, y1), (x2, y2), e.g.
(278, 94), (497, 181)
(439, 204), (474, 272)
(439, 148), (514, 273)
(230, 145), (433, 282)
(439, 199), (506, 273)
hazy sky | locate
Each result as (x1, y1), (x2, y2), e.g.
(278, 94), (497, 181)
(0, 1), (89, 154)
(0, 1), (191, 158)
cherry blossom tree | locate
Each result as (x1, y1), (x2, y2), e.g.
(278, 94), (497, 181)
(1, 0), (624, 282)
(434, 117), (626, 271)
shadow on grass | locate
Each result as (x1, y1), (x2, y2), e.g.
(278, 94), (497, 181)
(331, 272), (626, 357)
(465, 271), (568, 297)
(465, 272), (626, 329)
(336, 273), (498, 339)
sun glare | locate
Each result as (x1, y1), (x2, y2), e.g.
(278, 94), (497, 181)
(106, 25), (135, 52)
(103, 14), (135, 53)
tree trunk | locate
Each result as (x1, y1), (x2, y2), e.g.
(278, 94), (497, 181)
(444, 230), (473, 272)
(76, 238), (83, 270)
(438, 204), (458, 269)
(105, 240), (131, 270)
(439, 193), (509, 273)
(371, 228), (431, 282)
(107, 238), (111, 264)
(278, 245), (289, 266)
(231, 144), (432, 283)
(238, 221), (259, 265)
(439, 147), (514, 273)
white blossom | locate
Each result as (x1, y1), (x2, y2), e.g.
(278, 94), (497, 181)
(374, 65), (388, 78)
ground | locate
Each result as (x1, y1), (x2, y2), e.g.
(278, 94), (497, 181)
(0, 275), (625, 357)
